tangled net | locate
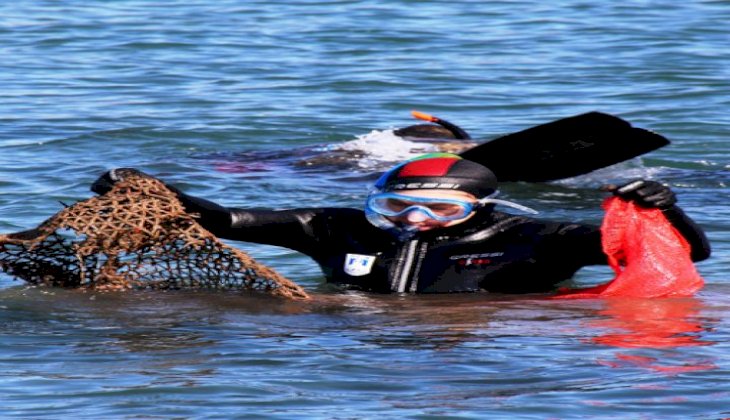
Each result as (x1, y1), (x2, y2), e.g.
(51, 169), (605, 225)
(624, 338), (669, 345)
(0, 175), (309, 299)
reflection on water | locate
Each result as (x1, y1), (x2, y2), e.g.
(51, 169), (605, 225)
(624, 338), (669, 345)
(0, 284), (727, 417)
(596, 352), (717, 375)
(587, 297), (718, 374)
(7, 287), (718, 354)
(590, 297), (711, 348)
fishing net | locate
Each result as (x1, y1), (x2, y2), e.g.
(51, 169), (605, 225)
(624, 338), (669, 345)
(0, 175), (309, 299)
(554, 197), (703, 299)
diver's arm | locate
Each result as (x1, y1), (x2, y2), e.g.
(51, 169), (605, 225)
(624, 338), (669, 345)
(91, 169), (334, 256)
(550, 206), (710, 268)
(167, 185), (333, 255)
(164, 185), (235, 234)
(662, 206), (711, 261)
(612, 180), (711, 262)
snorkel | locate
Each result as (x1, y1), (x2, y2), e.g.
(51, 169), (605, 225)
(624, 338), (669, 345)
(476, 191), (538, 215)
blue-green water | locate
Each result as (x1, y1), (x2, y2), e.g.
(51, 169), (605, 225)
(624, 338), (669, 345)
(1, 1), (729, 418)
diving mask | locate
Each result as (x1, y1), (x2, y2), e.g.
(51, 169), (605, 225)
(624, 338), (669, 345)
(365, 191), (537, 222)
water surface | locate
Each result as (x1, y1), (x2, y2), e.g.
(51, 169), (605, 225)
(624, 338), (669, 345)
(1, 1), (728, 418)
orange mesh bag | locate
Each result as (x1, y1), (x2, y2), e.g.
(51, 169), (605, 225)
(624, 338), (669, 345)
(0, 175), (309, 299)
(555, 197), (703, 298)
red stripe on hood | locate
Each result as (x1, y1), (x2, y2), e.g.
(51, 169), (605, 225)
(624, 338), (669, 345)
(398, 157), (459, 178)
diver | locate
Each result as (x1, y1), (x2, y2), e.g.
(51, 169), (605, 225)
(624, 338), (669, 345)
(294, 111), (475, 168)
(91, 153), (710, 294)
(392, 111), (476, 155)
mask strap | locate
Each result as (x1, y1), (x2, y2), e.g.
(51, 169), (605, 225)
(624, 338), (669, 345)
(477, 191), (538, 214)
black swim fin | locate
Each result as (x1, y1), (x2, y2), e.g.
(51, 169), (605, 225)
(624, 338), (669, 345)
(458, 112), (670, 182)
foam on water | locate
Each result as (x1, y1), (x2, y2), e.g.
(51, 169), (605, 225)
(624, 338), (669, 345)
(332, 129), (439, 169)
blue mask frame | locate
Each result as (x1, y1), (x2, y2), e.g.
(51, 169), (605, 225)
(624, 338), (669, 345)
(365, 190), (539, 224)
(365, 192), (477, 222)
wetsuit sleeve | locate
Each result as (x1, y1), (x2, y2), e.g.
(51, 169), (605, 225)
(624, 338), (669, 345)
(663, 205), (711, 261)
(165, 185), (340, 257)
(542, 204), (711, 270)
(542, 222), (608, 268)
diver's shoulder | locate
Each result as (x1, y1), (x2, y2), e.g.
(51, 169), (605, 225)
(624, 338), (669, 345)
(487, 211), (598, 234)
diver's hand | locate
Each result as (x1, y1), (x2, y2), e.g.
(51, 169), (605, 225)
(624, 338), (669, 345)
(91, 168), (153, 195)
(612, 180), (677, 209)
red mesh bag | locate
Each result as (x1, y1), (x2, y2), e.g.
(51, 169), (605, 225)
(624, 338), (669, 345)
(555, 197), (703, 298)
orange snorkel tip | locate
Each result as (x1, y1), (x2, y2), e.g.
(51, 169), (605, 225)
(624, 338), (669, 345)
(411, 110), (439, 123)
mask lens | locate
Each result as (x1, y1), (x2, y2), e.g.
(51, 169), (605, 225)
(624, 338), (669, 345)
(372, 196), (411, 214)
(425, 202), (466, 217)
(367, 193), (473, 221)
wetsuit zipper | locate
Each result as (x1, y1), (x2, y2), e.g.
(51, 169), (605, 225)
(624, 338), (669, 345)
(409, 242), (430, 293)
(394, 239), (419, 293)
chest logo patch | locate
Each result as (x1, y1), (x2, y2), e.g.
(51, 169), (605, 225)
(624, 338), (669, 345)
(344, 253), (376, 276)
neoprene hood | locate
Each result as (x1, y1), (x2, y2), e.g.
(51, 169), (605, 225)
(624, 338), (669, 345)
(374, 153), (498, 198)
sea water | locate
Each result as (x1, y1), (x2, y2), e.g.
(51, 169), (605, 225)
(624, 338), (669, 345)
(1, 1), (728, 418)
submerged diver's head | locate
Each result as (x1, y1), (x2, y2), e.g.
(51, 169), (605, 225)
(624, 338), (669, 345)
(393, 124), (458, 139)
(365, 153), (499, 233)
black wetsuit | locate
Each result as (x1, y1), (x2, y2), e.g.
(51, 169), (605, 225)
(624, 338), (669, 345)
(170, 187), (711, 294)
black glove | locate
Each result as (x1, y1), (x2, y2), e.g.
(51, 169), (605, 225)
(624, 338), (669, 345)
(612, 180), (677, 209)
(90, 168), (153, 195)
